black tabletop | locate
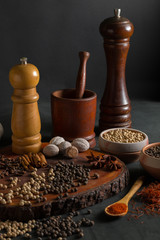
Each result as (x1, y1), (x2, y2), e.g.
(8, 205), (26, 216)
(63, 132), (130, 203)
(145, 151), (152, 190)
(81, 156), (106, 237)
(0, 99), (160, 240)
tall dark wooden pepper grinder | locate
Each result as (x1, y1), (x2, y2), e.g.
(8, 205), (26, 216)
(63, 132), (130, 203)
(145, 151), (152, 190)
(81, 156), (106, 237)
(99, 9), (134, 131)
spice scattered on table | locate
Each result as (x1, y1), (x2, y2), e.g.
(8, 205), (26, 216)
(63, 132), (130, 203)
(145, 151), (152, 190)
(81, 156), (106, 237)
(35, 211), (94, 239)
(87, 209), (92, 214)
(137, 181), (160, 214)
(87, 152), (122, 171)
(0, 211), (94, 239)
(128, 181), (160, 221)
(103, 128), (145, 143)
(0, 219), (36, 239)
(145, 145), (160, 158)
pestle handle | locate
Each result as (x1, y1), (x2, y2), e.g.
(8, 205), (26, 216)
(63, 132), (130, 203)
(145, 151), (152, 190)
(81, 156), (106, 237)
(75, 51), (90, 99)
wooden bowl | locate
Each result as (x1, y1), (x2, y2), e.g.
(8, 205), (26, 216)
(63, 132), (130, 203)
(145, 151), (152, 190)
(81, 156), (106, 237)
(140, 142), (160, 180)
(99, 128), (149, 163)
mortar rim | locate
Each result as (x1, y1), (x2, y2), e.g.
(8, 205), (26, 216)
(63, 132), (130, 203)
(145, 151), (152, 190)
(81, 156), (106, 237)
(51, 88), (97, 102)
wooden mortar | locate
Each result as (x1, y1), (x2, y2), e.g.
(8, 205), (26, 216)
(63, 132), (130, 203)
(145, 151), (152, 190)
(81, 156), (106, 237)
(51, 52), (97, 148)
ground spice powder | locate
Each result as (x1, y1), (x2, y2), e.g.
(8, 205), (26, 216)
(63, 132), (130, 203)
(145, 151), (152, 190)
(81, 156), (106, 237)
(107, 203), (127, 215)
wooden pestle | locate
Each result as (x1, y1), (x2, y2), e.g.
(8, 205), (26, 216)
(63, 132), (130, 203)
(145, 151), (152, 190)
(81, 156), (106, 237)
(75, 51), (90, 99)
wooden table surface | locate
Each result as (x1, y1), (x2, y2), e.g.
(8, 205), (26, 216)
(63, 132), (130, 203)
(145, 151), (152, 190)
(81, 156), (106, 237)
(0, 100), (160, 240)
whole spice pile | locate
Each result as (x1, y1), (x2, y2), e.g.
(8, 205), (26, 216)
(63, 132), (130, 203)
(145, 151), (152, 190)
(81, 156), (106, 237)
(47, 161), (90, 197)
(0, 155), (25, 178)
(145, 145), (160, 158)
(0, 161), (91, 206)
(0, 210), (94, 239)
(20, 152), (47, 170)
(0, 152), (47, 178)
(87, 152), (122, 171)
(43, 136), (90, 158)
(103, 128), (145, 143)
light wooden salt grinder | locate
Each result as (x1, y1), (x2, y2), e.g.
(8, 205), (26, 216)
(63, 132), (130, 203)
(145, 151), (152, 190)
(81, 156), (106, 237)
(9, 57), (42, 154)
(99, 9), (134, 131)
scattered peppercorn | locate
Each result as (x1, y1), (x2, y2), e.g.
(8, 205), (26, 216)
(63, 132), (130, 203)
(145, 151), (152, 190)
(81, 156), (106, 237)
(87, 209), (92, 214)
(34, 213), (93, 239)
(0, 211), (94, 239)
(93, 173), (99, 179)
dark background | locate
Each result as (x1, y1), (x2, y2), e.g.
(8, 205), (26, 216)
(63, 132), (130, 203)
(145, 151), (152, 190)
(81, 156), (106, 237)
(0, 0), (160, 141)
(1, 2), (160, 240)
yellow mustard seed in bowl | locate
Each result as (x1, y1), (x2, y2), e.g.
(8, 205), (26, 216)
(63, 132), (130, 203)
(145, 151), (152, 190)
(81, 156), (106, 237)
(103, 129), (145, 143)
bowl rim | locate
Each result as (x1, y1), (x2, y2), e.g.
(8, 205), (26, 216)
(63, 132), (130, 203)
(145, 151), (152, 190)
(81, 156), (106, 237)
(142, 142), (160, 159)
(99, 127), (148, 145)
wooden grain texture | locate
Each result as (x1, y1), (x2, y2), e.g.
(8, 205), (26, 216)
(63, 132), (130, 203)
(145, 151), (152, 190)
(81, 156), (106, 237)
(51, 89), (97, 148)
(0, 147), (129, 221)
(9, 60), (42, 154)
(99, 10), (134, 131)
(75, 51), (90, 99)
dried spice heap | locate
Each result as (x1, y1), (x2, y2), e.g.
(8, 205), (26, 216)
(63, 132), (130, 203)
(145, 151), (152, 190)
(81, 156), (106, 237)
(137, 181), (160, 214)
(87, 152), (122, 171)
(128, 181), (160, 221)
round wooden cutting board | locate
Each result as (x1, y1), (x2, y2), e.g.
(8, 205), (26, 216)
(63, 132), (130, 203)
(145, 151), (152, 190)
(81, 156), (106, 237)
(0, 146), (129, 221)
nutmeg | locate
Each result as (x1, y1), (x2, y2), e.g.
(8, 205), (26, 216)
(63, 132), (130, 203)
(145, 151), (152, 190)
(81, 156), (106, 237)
(43, 144), (59, 157)
(71, 138), (90, 152)
(65, 146), (79, 158)
(50, 136), (65, 146)
(58, 141), (71, 154)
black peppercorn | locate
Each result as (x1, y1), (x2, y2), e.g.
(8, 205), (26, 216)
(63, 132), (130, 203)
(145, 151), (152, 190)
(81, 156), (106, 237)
(78, 231), (84, 238)
(87, 209), (92, 214)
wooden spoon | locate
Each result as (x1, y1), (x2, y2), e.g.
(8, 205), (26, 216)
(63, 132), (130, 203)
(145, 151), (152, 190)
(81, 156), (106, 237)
(75, 51), (90, 99)
(105, 176), (144, 217)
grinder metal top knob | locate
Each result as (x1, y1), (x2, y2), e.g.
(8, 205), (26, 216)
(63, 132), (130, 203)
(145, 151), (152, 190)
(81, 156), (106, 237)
(100, 9), (134, 39)
(99, 9), (134, 131)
